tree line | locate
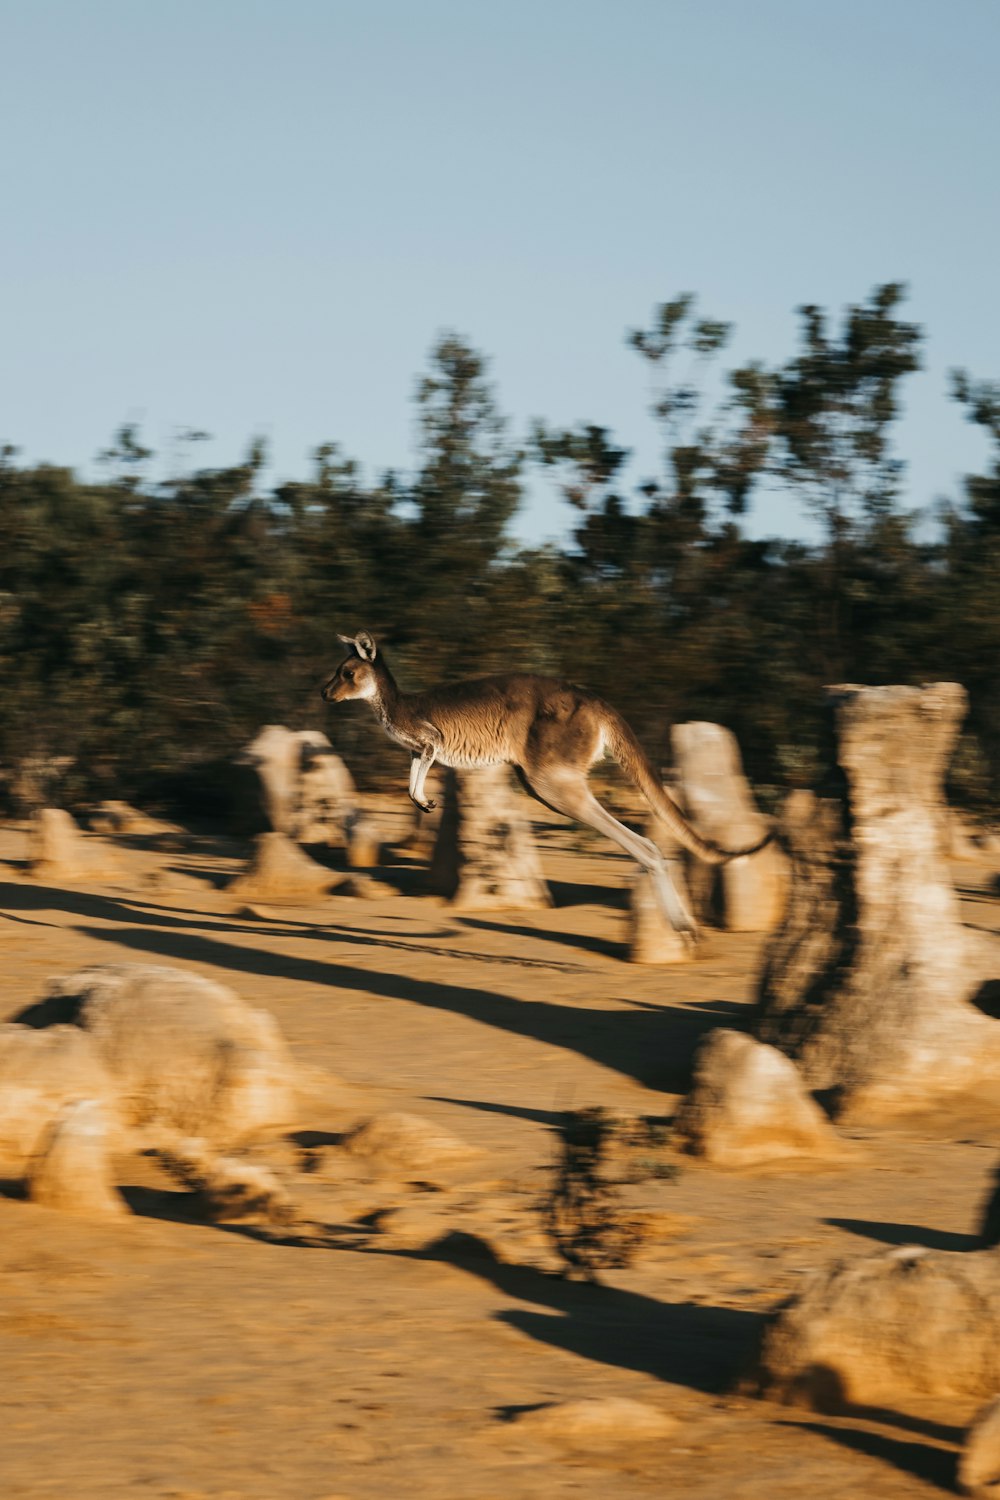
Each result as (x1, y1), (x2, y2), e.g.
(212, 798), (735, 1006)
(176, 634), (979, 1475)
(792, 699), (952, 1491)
(2, 282), (999, 817)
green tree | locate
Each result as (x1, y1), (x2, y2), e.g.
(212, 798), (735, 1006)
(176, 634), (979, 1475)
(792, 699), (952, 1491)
(937, 369), (1000, 806)
(769, 283), (923, 680)
(404, 333), (523, 678)
(772, 283), (922, 531)
(531, 297), (775, 761)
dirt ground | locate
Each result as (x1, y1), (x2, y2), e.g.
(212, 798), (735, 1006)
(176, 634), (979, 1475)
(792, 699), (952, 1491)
(2, 801), (1000, 1500)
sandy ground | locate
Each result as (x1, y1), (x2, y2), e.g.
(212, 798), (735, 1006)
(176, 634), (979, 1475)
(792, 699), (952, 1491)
(2, 801), (1000, 1500)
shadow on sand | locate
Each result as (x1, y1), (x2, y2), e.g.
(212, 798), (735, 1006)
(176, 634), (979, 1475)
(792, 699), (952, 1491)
(824, 1216), (979, 1253)
(108, 1198), (965, 1492)
(780, 1418), (957, 1493)
(459, 913), (622, 961)
(118, 1187), (764, 1397)
(0, 874), (752, 1085)
(64, 919), (745, 1087)
(422, 1230), (761, 1393)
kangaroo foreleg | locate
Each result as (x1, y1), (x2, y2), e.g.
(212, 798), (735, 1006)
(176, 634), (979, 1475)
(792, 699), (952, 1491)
(409, 724), (443, 812)
(408, 748), (438, 812)
(408, 753), (426, 807)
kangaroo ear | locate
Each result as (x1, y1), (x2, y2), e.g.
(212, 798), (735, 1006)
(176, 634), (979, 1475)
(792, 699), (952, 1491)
(337, 630), (377, 661)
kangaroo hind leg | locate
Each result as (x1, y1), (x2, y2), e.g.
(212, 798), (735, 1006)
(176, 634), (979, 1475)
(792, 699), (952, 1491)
(521, 767), (698, 941)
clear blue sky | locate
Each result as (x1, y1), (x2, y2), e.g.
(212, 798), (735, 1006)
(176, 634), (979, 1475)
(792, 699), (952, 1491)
(2, 0), (998, 543)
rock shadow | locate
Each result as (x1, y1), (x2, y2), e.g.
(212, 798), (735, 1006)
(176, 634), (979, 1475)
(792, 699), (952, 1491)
(0, 878), (466, 957)
(116, 1186), (758, 1393)
(824, 1217), (978, 1253)
(72, 921), (748, 1086)
(459, 915), (622, 961)
(419, 1232), (762, 1393)
(783, 1418), (957, 1493)
(545, 878), (627, 911)
(120, 1183), (207, 1223)
(425, 1095), (564, 1128)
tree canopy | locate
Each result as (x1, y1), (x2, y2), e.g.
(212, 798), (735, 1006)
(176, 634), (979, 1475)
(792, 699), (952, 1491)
(2, 297), (998, 818)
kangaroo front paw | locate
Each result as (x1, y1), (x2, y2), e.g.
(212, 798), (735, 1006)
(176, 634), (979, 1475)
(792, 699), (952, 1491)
(416, 798), (436, 814)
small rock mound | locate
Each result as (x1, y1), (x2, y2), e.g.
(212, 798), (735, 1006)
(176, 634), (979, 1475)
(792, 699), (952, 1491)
(510, 1397), (676, 1448)
(628, 867), (694, 963)
(346, 815), (382, 869)
(89, 800), (185, 841)
(28, 807), (122, 883)
(338, 873), (395, 900)
(157, 1135), (295, 1225)
(962, 1395), (1000, 1498)
(364, 1201), (455, 1252)
(27, 1099), (127, 1219)
(674, 1029), (847, 1167)
(340, 1112), (480, 1179)
(226, 832), (339, 902)
(0, 1023), (119, 1174)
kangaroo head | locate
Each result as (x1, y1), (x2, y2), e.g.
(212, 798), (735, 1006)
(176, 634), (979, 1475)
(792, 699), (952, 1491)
(321, 631), (379, 704)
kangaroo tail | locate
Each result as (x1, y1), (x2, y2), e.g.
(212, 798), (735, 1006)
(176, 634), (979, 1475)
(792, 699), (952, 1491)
(604, 709), (772, 866)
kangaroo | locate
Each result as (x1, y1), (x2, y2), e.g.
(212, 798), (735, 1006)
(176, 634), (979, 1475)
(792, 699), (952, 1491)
(321, 630), (771, 941)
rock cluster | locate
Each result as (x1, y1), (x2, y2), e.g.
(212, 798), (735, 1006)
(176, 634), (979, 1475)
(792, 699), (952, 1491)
(428, 765), (551, 910)
(237, 725), (356, 846)
(669, 721), (786, 932)
(1, 963), (301, 1221)
(757, 682), (1000, 1120)
(754, 1244), (1000, 1409)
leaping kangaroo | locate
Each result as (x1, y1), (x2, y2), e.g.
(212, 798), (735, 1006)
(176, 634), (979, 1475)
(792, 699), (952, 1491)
(321, 630), (770, 941)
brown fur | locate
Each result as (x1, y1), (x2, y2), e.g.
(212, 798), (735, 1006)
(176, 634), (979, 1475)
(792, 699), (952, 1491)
(322, 631), (771, 937)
